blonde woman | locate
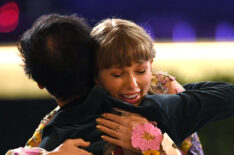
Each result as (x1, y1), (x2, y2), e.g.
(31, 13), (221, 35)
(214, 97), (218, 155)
(91, 18), (203, 154)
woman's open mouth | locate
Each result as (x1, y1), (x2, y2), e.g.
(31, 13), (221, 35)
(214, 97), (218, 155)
(119, 93), (140, 105)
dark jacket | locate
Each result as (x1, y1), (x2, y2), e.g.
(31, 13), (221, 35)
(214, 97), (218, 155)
(40, 82), (234, 154)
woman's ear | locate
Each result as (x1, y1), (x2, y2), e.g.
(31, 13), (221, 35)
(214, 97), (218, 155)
(37, 83), (44, 89)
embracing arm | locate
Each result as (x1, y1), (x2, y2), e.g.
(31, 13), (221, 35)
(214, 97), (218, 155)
(107, 81), (234, 146)
(183, 81), (231, 90)
(145, 81), (234, 145)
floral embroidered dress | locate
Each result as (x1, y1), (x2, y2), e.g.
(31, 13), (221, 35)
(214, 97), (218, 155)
(6, 107), (60, 155)
(6, 72), (204, 155)
(150, 72), (204, 155)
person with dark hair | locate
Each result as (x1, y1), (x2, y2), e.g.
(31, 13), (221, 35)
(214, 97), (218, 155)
(18, 13), (96, 103)
(7, 13), (97, 155)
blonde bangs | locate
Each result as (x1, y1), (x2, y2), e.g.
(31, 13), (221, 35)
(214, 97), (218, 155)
(92, 18), (156, 70)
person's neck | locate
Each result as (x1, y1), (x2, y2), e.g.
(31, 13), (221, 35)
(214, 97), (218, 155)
(56, 99), (67, 107)
(55, 95), (81, 107)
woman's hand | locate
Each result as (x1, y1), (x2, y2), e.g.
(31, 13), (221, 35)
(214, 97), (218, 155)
(47, 138), (93, 155)
(96, 108), (149, 152)
(164, 79), (185, 94)
(151, 72), (185, 94)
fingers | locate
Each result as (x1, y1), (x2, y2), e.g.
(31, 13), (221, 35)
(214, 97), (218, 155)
(101, 110), (145, 125)
(96, 124), (121, 139)
(112, 108), (133, 116)
(101, 135), (122, 147)
(101, 113), (126, 125)
(164, 80), (185, 94)
(64, 138), (90, 147)
(112, 108), (147, 121)
(96, 117), (120, 131)
(96, 110), (153, 152)
(51, 139), (93, 155)
(98, 110), (149, 129)
(113, 108), (143, 118)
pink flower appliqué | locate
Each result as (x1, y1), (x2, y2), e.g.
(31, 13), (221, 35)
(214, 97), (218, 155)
(131, 123), (163, 151)
(8, 147), (45, 155)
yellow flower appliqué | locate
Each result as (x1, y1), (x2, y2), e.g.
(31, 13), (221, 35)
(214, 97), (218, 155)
(143, 150), (160, 155)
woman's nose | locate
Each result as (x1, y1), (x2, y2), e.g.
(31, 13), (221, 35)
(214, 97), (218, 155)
(127, 74), (138, 89)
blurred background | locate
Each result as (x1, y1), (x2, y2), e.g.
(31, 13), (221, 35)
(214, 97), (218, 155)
(1, 0), (234, 154)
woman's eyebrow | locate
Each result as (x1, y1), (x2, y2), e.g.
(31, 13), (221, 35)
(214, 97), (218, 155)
(109, 67), (123, 71)
(136, 62), (147, 67)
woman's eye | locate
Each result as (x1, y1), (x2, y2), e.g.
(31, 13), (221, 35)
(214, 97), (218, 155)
(112, 73), (123, 78)
(136, 70), (146, 74)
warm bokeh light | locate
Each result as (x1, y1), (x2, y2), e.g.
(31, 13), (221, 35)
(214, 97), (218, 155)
(154, 42), (234, 60)
(0, 2), (19, 33)
(0, 46), (21, 63)
(0, 42), (234, 98)
(153, 42), (234, 81)
(0, 46), (49, 98)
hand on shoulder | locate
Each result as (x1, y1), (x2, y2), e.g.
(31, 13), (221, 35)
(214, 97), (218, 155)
(47, 138), (93, 155)
(151, 72), (185, 94)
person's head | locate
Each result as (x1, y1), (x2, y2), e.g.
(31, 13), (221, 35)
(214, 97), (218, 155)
(91, 18), (156, 106)
(18, 14), (97, 101)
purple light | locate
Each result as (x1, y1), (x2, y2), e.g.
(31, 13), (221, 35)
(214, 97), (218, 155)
(138, 23), (156, 40)
(215, 21), (234, 41)
(172, 22), (196, 42)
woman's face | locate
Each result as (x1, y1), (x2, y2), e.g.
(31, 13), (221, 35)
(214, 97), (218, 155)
(97, 60), (153, 106)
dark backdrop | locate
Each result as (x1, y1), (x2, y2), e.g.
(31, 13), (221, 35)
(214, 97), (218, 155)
(1, 0), (234, 43)
(1, 99), (56, 154)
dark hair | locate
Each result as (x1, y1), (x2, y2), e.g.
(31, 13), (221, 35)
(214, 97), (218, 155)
(18, 14), (97, 100)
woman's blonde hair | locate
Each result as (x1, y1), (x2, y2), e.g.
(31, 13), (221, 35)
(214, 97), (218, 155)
(91, 18), (156, 70)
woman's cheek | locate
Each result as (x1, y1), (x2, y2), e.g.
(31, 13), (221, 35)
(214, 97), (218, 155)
(142, 75), (152, 95)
